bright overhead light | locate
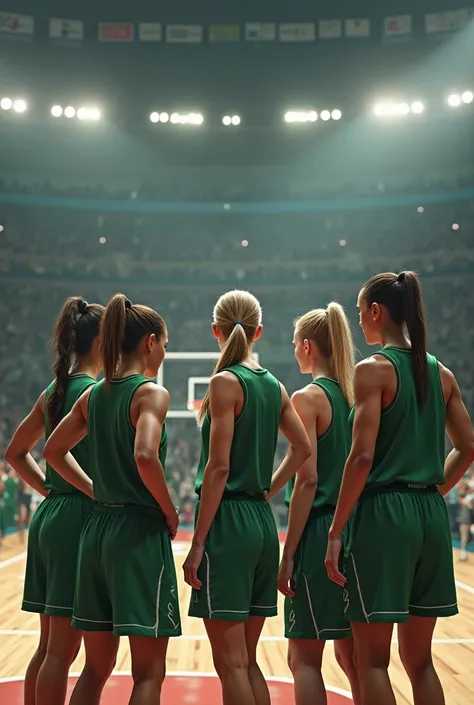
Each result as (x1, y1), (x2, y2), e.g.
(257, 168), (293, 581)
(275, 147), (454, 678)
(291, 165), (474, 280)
(284, 110), (318, 124)
(159, 112), (169, 123)
(411, 101), (424, 114)
(64, 106), (75, 118)
(13, 99), (27, 113)
(331, 109), (342, 120)
(461, 91), (473, 104)
(447, 94), (461, 107)
(320, 110), (331, 121)
(51, 105), (63, 117)
(222, 115), (232, 126)
(168, 112), (203, 125)
(231, 115), (241, 125)
(373, 101), (410, 117)
(77, 107), (100, 121)
(0, 97), (12, 110)
(150, 112), (159, 123)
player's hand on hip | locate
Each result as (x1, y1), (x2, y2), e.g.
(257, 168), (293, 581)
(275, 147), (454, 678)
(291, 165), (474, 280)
(183, 542), (204, 590)
(325, 533), (346, 587)
(166, 509), (179, 540)
(278, 555), (296, 597)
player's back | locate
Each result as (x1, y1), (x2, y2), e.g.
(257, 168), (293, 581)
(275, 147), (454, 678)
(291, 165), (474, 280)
(195, 364), (282, 496)
(87, 375), (167, 508)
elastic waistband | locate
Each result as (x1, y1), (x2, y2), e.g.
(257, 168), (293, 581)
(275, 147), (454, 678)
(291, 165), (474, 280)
(94, 502), (164, 517)
(196, 490), (266, 502)
(47, 491), (92, 501)
(362, 482), (438, 498)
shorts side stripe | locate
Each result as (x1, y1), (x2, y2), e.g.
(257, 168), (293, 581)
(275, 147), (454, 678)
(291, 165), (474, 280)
(205, 551), (212, 618)
(72, 616), (113, 624)
(250, 604), (278, 609)
(303, 573), (320, 639)
(23, 599), (72, 610)
(350, 553), (370, 623)
(409, 602), (458, 610)
(154, 565), (165, 637)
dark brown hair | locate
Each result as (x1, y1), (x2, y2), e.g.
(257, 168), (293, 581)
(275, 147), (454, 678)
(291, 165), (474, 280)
(361, 271), (428, 405)
(48, 297), (104, 429)
(101, 294), (166, 387)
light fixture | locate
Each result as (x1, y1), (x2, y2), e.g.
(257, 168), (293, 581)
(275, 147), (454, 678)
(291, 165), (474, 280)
(51, 105), (63, 117)
(447, 94), (461, 107)
(0, 97), (13, 110)
(64, 106), (76, 118)
(284, 110), (318, 123)
(373, 102), (410, 117)
(12, 99), (27, 113)
(461, 91), (473, 104)
(222, 116), (232, 126)
(411, 101), (425, 114)
(320, 110), (331, 121)
(150, 112), (159, 123)
(331, 109), (342, 120)
(159, 112), (169, 123)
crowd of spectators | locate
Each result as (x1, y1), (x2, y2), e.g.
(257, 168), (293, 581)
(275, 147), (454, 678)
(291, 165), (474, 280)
(0, 179), (473, 543)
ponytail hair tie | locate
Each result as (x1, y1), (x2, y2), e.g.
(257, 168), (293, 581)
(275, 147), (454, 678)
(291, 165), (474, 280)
(124, 298), (133, 310)
(78, 299), (88, 314)
(397, 271), (406, 283)
(235, 321), (243, 328)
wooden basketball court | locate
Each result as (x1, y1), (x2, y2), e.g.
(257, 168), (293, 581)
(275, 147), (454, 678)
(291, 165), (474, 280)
(1, 531), (473, 704)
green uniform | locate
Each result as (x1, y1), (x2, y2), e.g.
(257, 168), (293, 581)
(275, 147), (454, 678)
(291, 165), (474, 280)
(22, 374), (95, 617)
(189, 364), (281, 621)
(344, 348), (458, 623)
(284, 378), (352, 640)
(72, 375), (181, 638)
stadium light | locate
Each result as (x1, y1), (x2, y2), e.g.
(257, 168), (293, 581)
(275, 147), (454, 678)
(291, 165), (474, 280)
(13, 99), (27, 113)
(320, 110), (331, 121)
(284, 110), (318, 124)
(447, 94), (462, 107)
(159, 112), (169, 123)
(222, 115), (241, 126)
(166, 112), (204, 125)
(150, 112), (159, 123)
(0, 97), (13, 110)
(77, 107), (100, 121)
(331, 109), (342, 120)
(231, 115), (241, 125)
(373, 101), (410, 117)
(411, 101), (425, 114)
(64, 106), (76, 118)
(51, 105), (63, 117)
(461, 91), (473, 104)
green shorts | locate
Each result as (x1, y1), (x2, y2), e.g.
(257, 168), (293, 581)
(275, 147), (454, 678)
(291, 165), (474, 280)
(22, 493), (94, 617)
(72, 504), (181, 638)
(285, 509), (352, 640)
(344, 487), (458, 624)
(189, 496), (279, 621)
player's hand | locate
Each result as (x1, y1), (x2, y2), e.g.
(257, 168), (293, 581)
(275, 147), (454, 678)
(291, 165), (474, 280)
(325, 533), (346, 587)
(278, 555), (295, 597)
(183, 542), (204, 590)
(166, 509), (179, 540)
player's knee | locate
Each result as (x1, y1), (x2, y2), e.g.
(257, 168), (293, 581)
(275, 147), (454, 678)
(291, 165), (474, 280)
(335, 642), (357, 680)
(399, 643), (433, 678)
(212, 648), (249, 678)
(355, 645), (390, 673)
(287, 641), (323, 673)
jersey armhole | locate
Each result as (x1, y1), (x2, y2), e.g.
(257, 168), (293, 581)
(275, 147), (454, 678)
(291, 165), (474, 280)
(373, 351), (400, 416)
(127, 379), (158, 434)
(219, 368), (248, 425)
(312, 381), (334, 441)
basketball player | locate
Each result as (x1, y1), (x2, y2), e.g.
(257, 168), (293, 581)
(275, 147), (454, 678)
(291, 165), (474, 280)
(183, 290), (312, 705)
(267, 303), (360, 705)
(44, 294), (181, 705)
(325, 271), (474, 705)
(5, 296), (104, 705)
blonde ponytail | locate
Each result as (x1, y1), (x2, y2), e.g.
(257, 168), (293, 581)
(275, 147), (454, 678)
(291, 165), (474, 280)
(295, 302), (355, 405)
(326, 302), (355, 406)
(198, 290), (262, 423)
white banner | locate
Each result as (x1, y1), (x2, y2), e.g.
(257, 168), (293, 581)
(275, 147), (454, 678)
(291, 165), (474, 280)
(319, 20), (342, 39)
(139, 22), (162, 42)
(99, 22), (134, 42)
(279, 23), (315, 42)
(166, 24), (202, 43)
(0, 11), (34, 36)
(425, 12), (459, 33)
(49, 18), (84, 42)
(245, 22), (276, 41)
(384, 15), (412, 36)
(345, 19), (370, 38)
(457, 7), (474, 27)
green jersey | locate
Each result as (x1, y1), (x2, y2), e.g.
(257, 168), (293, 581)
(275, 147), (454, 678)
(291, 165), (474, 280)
(285, 378), (350, 511)
(350, 347), (445, 488)
(87, 375), (167, 508)
(44, 374), (96, 494)
(195, 364), (282, 495)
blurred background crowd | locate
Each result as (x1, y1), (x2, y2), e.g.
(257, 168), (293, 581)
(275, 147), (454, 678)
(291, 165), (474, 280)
(0, 0), (473, 553)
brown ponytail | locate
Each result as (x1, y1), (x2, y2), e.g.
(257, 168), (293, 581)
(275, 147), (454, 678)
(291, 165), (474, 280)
(101, 293), (166, 388)
(295, 302), (355, 405)
(361, 270), (429, 405)
(48, 297), (104, 429)
(198, 290), (262, 423)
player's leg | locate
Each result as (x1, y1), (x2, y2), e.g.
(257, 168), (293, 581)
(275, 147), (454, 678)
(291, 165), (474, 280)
(128, 636), (169, 705)
(24, 613), (50, 705)
(245, 617), (270, 705)
(36, 616), (82, 705)
(69, 632), (119, 705)
(334, 639), (361, 705)
(288, 639), (326, 705)
(351, 622), (395, 705)
(398, 617), (444, 705)
(205, 619), (256, 705)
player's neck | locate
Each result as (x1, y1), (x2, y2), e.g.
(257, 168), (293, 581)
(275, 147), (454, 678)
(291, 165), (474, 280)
(70, 356), (100, 380)
(311, 360), (334, 381)
(380, 324), (410, 350)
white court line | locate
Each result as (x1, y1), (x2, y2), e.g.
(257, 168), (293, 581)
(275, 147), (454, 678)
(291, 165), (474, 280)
(0, 670), (354, 699)
(0, 552), (26, 570)
(0, 630), (473, 645)
(456, 580), (474, 595)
